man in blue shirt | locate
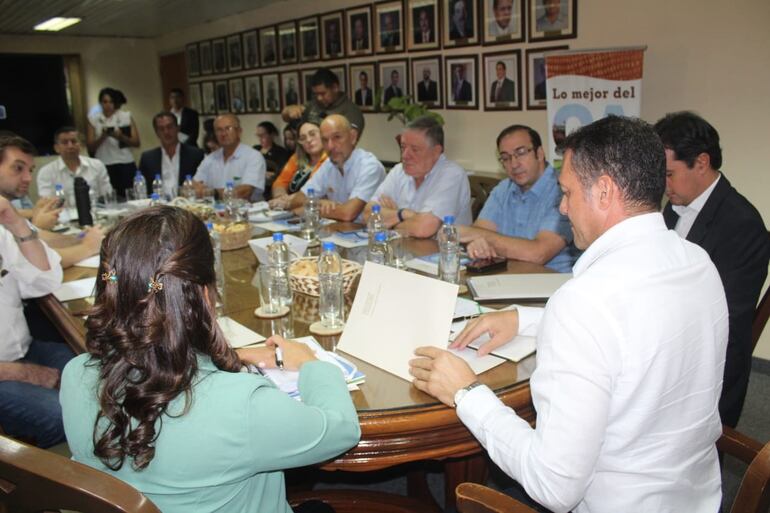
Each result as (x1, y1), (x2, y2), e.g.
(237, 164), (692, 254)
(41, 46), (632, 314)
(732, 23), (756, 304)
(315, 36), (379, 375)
(459, 124), (575, 272)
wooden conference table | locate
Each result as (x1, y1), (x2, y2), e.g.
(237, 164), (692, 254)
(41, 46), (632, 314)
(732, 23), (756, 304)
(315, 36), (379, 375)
(39, 221), (545, 510)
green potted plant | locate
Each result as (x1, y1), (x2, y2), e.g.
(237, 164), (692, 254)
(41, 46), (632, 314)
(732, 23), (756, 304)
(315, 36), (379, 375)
(374, 90), (444, 126)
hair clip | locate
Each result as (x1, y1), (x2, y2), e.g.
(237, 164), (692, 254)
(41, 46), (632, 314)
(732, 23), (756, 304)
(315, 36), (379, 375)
(101, 269), (118, 283)
(147, 277), (163, 293)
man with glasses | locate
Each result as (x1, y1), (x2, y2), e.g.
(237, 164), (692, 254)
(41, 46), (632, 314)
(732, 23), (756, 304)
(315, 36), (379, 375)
(458, 124), (574, 272)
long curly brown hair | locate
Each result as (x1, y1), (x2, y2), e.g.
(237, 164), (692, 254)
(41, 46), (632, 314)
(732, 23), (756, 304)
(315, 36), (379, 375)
(85, 206), (241, 471)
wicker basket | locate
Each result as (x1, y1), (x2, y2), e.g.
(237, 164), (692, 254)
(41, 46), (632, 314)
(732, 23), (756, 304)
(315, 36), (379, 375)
(214, 222), (252, 251)
(288, 257), (362, 297)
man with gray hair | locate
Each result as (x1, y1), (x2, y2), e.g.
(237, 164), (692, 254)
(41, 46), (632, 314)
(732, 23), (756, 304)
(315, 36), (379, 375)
(363, 116), (471, 238)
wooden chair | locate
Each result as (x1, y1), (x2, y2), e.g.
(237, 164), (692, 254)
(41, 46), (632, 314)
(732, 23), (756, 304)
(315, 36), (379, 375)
(469, 175), (501, 221)
(288, 489), (441, 513)
(456, 426), (770, 513)
(0, 435), (160, 513)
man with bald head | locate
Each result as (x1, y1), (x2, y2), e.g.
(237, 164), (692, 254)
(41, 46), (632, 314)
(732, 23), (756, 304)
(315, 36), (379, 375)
(193, 114), (266, 200)
(280, 114), (384, 221)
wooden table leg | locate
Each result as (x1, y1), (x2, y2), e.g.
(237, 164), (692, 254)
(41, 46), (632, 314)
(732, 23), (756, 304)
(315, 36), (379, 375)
(444, 454), (489, 510)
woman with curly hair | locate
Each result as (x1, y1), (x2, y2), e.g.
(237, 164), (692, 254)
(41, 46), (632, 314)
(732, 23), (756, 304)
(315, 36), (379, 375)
(60, 206), (360, 513)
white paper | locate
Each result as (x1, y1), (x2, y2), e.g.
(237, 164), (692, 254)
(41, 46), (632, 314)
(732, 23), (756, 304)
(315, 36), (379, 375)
(321, 232), (369, 249)
(217, 317), (266, 348)
(248, 234), (309, 264)
(248, 209), (293, 223)
(54, 277), (96, 302)
(449, 305), (537, 362)
(253, 220), (302, 232)
(73, 255), (100, 268)
(468, 273), (572, 300)
(449, 347), (506, 373)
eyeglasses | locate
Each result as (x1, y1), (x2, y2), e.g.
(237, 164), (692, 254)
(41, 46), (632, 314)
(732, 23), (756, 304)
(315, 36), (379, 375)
(214, 126), (238, 134)
(498, 146), (534, 165)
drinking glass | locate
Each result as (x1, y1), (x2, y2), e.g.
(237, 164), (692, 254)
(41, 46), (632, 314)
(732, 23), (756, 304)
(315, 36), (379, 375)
(388, 229), (408, 269)
(258, 265), (280, 314)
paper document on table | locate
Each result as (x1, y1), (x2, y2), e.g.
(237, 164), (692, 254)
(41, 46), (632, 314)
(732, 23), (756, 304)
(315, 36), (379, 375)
(217, 317), (266, 348)
(322, 231), (369, 248)
(449, 347), (507, 374)
(467, 273), (572, 300)
(73, 255), (100, 268)
(449, 319), (536, 362)
(248, 234), (308, 264)
(54, 277), (96, 302)
(405, 252), (470, 276)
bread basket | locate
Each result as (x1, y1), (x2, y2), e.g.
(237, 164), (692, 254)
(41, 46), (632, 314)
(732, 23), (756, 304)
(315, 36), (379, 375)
(213, 222), (252, 251)
(288, 257), (362, 297)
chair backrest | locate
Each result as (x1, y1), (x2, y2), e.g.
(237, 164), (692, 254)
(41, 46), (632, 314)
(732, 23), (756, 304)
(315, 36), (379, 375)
(752, 278), (770, 351)
(456, 482), (537, 513)
(0, 435), (160, 513)
(469, 174), (501, 221)
(719, 426), (770, 513)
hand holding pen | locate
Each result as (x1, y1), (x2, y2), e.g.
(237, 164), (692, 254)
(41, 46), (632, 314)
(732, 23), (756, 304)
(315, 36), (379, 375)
(265, 336), (317, 371)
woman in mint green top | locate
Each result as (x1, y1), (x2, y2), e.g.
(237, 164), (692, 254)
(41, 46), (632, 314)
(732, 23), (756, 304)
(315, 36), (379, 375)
(59, 206), (360, 513)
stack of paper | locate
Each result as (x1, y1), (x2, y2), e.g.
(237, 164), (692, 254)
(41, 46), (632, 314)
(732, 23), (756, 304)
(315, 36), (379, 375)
(449, 318), (536, 362)
(467, 273), (572, 300)
(218, 317), (266, 348)
(322, 230), (369, 249)
(54, 277), (96, 302)
(405, 252), (471, 275)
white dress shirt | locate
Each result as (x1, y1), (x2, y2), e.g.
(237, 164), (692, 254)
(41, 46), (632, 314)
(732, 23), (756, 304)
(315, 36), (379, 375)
(37, 156), (113, 205)
(171, 108), (189, 143)
(161, 143), (181, 197)
(372, 155), (472, 226)
(194, 143), (266, 201)
(87, 110), (135, 165)
(0, 225), (63, 361)
(672, 174), (720, 238)
(457, 213), (726, 513)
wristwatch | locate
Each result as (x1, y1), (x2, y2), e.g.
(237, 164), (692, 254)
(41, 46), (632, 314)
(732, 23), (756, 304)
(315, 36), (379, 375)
(397, 208), (405, 223)
(453, 380), (484, 408)
(14, 225), (38, 243)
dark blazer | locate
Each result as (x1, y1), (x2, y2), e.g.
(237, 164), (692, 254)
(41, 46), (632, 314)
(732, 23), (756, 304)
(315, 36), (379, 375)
(355, 88), (373, 106)
(454, 80), (472, 102)
(663, 175), (770, 427)
(139, 143), (205, 194)
(417, 80), (438, 102)
(490, 78), (515, 102)
(179, 107), (200, 147)
(383, 85), (403, 103)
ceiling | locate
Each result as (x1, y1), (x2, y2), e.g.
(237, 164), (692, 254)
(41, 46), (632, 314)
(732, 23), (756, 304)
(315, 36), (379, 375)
(0, 0), (282, 38)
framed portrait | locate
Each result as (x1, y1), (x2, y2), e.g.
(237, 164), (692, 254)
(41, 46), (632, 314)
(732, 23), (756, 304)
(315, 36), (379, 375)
(278, 21), (298, 64)
(188, 83), (202, 113)
(199, 40), (213, 75)
(528, 0), (576, 42)
(411, 55), (442, 108)
(321, 11), (345, 60)
(201, 82), (215, 115)
(215, 80), (229, 113)
(378, 60), (408, 110)
(482, 50), (522, 111)
(212, 38), (227, 74)
(406, 0), (440, 51)
(375, 1), (405, 53)
(245, 75), (262, 113)
(444, 54), (478, 109)
(346, 6), (373, 56)
(525, 45), (567, 109)
(301, 69), (316, 103)
(229, 78), (245, 113)
(280, 71), (301, 107)
(443, 0), (479, 48)
(262, 73), (281, 113)
(349, 62), (377, 112)
(227, 34), (243, 72)
(186, 43), (200, 77)
(483, 0), (524, 44)
(330, 65), (347, 93)
(243, 30), (259, 69)
(299, 17), (320, 62)
(260, 26), (278, 67)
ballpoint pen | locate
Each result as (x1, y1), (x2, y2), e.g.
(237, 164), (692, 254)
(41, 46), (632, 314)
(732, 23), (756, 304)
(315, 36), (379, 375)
(275, 346), (284, 370)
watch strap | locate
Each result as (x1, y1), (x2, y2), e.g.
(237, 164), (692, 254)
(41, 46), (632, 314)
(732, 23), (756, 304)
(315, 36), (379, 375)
(453, 380), (484, 408)
(14, 225), (38, 243)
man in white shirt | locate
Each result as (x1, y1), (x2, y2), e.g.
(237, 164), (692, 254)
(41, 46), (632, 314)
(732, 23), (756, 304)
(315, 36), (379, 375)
(363, 116), (471, 237)
(536, 0), (567, 32)
(194, 114), (266, 201)
(37, 127), (113, 205)
(410, 116), (727, 513)
(488, 0), (516, 38)
(283, 114), (384, 222)
(0, 134), (71, 448)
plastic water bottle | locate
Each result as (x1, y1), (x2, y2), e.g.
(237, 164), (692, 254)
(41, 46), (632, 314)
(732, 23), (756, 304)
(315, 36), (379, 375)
(267, 232), (293, 307)
(318, 241), (344, 329)
(149, 193), (161, 207)
(367, 204), (384, 245)
(207, 222), (224, 298)
(152, 174), (164, 199)
(303, 187), (320, 240)
(367, 231), (392, 265)
(437, 215), (460, 284)
(133, 171), (147, 200)
(54, 183), (71, 223)
(182, 175), (196, 200)
(223, 180), (235, 215)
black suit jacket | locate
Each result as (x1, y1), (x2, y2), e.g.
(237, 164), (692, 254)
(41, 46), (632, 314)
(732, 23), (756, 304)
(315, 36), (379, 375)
(355, 88), (373, 106)
(490, 78), (515, 102)
(139, 143), (205, 194)
(663, 175), (770, 427)
(454, 80), (472, 102)
(417, 80), (438, 102)
(383, 85), (403, 103)
(179, 107), (200, 147)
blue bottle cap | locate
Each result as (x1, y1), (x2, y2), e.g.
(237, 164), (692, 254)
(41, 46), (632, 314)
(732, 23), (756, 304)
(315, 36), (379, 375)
(150, 193), (160, 200)
(226, 181), (234, 188)
(185, 174), (192, 180)
(55, 183), (63, 191)
(375, 231), (387, 242)
(155, 174), (161, 180)
(135, 170), (142, 176)
(322, 241), (336, 251)
(443, 215), (455, 224)
(272, 232), (284, 241)
(206, 222), (213, 230)
(372, 204), (381, 213)
(307, 188), (315, 195)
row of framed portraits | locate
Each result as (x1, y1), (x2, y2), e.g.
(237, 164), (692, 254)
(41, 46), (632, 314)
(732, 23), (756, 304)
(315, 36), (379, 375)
(186, 0), (576, 77)
(187, 46), (567, 116)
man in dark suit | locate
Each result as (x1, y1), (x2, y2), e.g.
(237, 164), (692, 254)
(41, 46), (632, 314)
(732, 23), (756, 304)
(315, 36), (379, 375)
(656, 111), (770, 428)
(452, 65), (472, 102)
(380, 12), (400, 48)
(449, 0), (474, 40)
(489, 61), (515, 103)
(140, 112), (205, 195)
(169, 88), (200, 147)
(413, 7), (435, 44)
(383, 70), (404, 104)
(417, 67), (438, 103)
(354, 71), (373, 106)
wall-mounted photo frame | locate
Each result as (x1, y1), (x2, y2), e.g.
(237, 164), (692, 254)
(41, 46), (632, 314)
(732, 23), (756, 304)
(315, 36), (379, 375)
(243, 30), (259, 69)
(229, 78), (245, 113)
(299, 17), (320, 62)
(375, 1), (404, 54)
(212, 38), (227, 74)
(346, 5), (373, 56)
(411, 55), (443, 108)
(525, 45), (567, 109)
(215, 80), (229, 113)
(482, 50), (522, 111)
(378, 59), (408, 110)
(443, 0), (479, 47)
(189, 83), (202, 113)
(349, 62), (377, 112)
(201, 81), (215, 115)
(445, 54), (478, 109)
(227, 34), (243, 72)
(260, 27), (278, 67)
(186, 43), (200, 77)
(302, 69), (316, 103)
(280, 71), (301, 107)
(528, 0), (576, 42)
(329, 65), (348, 93)
(321, 11), (345, 60)
(483, 0), (524, 44)
(278, 21), (298, 64)
(199, 41), (213, 75)
(262, 73), (281, 113)
(245, 75), (262, 113)
(407, 0), (440, 51)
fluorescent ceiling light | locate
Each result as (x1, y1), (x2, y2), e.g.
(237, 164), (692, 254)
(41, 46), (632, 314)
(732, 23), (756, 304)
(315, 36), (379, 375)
(34, 17), (82, 32)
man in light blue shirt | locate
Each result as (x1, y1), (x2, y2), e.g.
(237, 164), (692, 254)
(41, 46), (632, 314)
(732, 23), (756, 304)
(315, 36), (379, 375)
(194, 114), (266, 201)
(459, 124), (574, 272)
(364, 116), (471, 238)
